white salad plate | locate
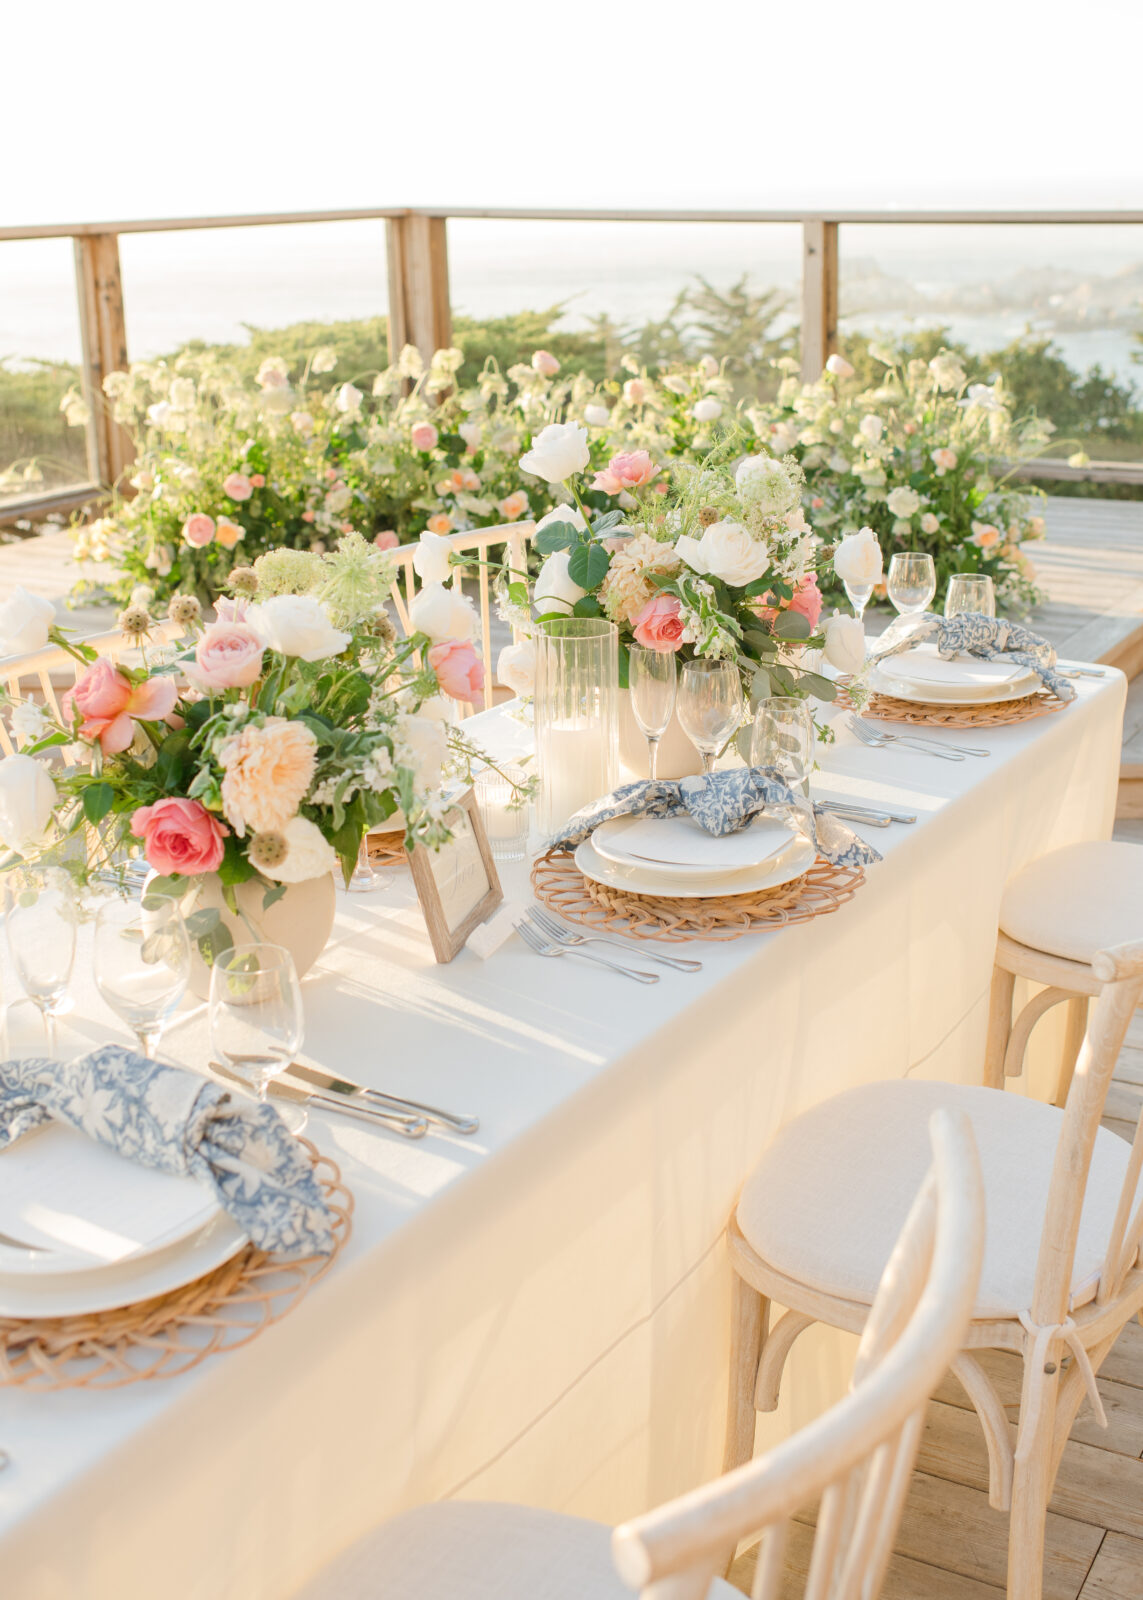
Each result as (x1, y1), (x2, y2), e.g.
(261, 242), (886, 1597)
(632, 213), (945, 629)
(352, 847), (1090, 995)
(575, 831), (816, 899)
(590, 813), (797, 879)
(873, 646), (1037, 705)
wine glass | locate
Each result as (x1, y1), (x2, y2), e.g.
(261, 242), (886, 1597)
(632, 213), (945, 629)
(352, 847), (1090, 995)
(94, 897), (191, 1059)
(5, 872), (77, 1057)
(945, 573), (996, 619)
(750, 698), (815, 795)
(676, 659), (744, 775)
(887, 553), (937, 616)
(842, 576), (876, 622)
(209, 944), (304, 1128)
(346, 835), (384, 893)
(628, 646), (678, 781)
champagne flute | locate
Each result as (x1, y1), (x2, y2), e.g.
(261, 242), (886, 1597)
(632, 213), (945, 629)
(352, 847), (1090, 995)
(887, 552), (937, 616)
(94, 897), (191, 1059)
(5, 872), (77, 1057)
(750, 698), (815, 796)
(676, 659), (744, 775)
(209, 944), (304, 1129)
(628, 646), (678, 781)
(945, 573), (995, 619)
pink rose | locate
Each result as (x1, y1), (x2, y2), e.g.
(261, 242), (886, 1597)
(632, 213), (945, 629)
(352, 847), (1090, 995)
(532, 349), (560, 377)
(131, 797), (227, 877)
(631, 594), (684, 652)
(188, 621), (265, 690)
(301, 510), (316, 523)
(411, 422), (439, 452)
(373, 530), (399, 550)
(250, 473), (266, 488)
(592, 450), (658, 496)
(181, 513), (215, 548)
(64, 658), (180, 754)
(787, 573), (823, 630)
(428, 639), (485, 701)
(223, 473), (253, 501)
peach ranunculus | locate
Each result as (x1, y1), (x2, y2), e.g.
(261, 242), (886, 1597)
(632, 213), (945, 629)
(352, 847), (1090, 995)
(223, 473), (253, 501)
(188, 621), (265, 691)
(131, 797), (227, 877)
(218, 717), (318, 837)
(411, 422), (439, 452)
(931, 447), (958, 474)
(631, 594), (684, 652)
(592, 450), (657, 496)
(496, 490), (529, 521)
(181, 513), (215, 548)
(250, 473), (266, 487)
(428, 639), (485, 701)
(426, 512), (453, 536)
(215, 517), (245, 548)
(971, 521), (1002, 550)
(64, 658), (180, 754)
(373, 530), (400, 551)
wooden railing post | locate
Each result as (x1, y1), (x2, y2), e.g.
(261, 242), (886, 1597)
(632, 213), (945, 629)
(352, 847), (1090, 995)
(386, 213), (452, 365)
(800, 218), (839, 383)
(74, 233), (134, 489)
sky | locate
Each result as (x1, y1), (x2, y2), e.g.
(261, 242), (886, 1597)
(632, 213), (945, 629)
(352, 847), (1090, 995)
(6, 0), (1143, 223)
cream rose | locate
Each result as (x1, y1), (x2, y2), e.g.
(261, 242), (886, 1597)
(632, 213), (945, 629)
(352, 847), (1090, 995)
(247, 595), (352, 661)
(675, 521), (769, 588)
(825, 353), (855, 378)
(823, 613), (866, 675)
(693, 397), (723, 423)
(497, 639), (536, 696)
(833, 527), (883, 588)
(409, 583), (477, 643)
(520, 422), (590, 483)
(0, 754), (57, 852)
(412, 530), (454, 585)
(0, 587), (55, 657)
(583, 404), (610, 427)
(534, 551), (587, 614)
(886, 486), (921, 518)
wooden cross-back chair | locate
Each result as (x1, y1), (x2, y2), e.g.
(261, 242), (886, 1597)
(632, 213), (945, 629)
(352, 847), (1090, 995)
(292, 1112), (983, 1600)
(724, 937), (1143, 1600)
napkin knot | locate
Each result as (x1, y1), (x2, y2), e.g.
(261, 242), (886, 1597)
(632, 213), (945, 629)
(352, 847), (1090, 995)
(873, 611), (1076, 702)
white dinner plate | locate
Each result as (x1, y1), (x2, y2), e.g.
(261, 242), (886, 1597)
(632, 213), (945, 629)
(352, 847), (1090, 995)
(878, 646), (1036, 696)
(0, 1121), (227, 1277)
(591, 813), (797, 879)
(575, 832), (816, 899)
(869, 665), (1040, 707)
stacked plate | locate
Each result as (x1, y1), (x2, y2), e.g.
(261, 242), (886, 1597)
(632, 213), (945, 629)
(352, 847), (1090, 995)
(0, 1122), (246, 1317)
(575, 813), (815, 899)
(870, 644), (1039, 707)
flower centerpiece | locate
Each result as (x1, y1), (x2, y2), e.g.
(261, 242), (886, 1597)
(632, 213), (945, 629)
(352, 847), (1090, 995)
(754, 349), (1050, 611)
(0, 534), (490, 975)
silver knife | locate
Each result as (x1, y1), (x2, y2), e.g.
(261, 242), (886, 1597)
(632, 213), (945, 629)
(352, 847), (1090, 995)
(284, 1061), (479, 1136)
(210, 1061), (428, 1138)
(819, 801), (918, 825)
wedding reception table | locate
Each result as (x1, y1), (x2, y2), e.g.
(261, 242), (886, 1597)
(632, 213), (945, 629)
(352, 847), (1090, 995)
(0, 669), (1127, 1600)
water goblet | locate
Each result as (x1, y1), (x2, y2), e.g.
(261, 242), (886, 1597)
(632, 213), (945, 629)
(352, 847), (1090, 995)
(628, 646), (678, 781)
(945, 573), (996, 619)
(209, 943), (305, 1131)
(5, 871), (77, 1057)
(887, 552), (937, 616)
(750, 698), (815, 795)
(676, 659), (744, 775)
(93, 897), (191, 1059)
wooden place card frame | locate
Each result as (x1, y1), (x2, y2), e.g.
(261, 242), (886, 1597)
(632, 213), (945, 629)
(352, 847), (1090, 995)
(409, 787), (503, 963)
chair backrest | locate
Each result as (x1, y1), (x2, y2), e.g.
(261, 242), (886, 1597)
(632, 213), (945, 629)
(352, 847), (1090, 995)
(388, 521), (534, 716)
(611, 1111), (984, 1600)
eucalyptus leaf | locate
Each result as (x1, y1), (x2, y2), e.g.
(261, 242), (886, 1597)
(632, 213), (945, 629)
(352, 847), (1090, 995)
(772, 610), (812, 641)
(796, 672), (838, 702)
(750, 667), (772, 706)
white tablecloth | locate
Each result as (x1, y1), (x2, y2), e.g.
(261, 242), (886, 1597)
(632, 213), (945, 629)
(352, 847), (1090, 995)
(0, 671), (1127, 1599)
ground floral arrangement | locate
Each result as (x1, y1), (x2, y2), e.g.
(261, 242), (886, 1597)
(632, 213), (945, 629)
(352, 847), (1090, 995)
(66, 337), (1051, 616)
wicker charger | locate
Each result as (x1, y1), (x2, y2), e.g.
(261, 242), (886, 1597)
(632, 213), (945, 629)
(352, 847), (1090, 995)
(836, 682), (1068, 728)
(0, 1141), (352, 1390)
(531, 848), (864, 943)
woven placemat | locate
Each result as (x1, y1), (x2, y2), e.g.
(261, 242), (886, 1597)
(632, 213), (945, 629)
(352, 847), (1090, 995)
(836, 683), (1068, 727)
(0, 1141), (352, 1390)
(531, 849), (864, 943)
(366, 830), (408, 866)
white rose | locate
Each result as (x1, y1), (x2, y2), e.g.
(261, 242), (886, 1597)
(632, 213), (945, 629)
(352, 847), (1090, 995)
(9, 701), (48, 740)
(833, 527), (883, 588)
(0, 754), (57, 852)
(497, 639), (536, 696)
(534, 551), (587, 614)
(311, 346), (338, 374)
(825, 354), (855, 378)
(822, 613), (866, 675)
(735, 455), (798, 515)
(247, 595), (352, 661)
(920, 512), (940, 534)
(675, 521), (769, 588)
(335, 382), (364, 416)
(0, 587), (55, 657)
(258, 815), (338, 884)
(395, 713), (447, 792)
(693, 397), (723, 423)
(886, 486), (921, 518)
(583, 404), (610, 427)
(409, 582), (477, 642)
(519, 422), (590, 483)
(858, 414), (883, 443)
(698, 355), (719, 378)
(536, 505), (587, 535)
(412, 530), (454, 585)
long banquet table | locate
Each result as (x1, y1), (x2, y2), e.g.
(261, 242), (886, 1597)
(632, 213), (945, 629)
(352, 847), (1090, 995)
(0, 669), (1127, 1599)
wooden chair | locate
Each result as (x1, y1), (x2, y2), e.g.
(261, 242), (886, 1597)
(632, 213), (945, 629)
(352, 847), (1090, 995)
(984, 840), (1143, 1104)
(723, 937), (1143, 1600)
(293, 1111), (983, 1600)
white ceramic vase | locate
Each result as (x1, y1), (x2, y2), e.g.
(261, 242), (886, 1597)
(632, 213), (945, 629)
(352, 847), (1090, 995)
(177, 870), (338, 1000)
(617, 688), (703, 782)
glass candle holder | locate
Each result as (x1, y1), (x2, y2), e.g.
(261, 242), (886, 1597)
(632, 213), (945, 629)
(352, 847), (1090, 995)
(533, 617), (618, 837)
(475, 763), (531, 863)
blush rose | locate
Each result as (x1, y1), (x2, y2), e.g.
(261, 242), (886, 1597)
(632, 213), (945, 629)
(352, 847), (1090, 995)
(131, 796), (227, 876)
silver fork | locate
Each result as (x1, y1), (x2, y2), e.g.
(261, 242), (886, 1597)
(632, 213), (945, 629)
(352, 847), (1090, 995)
(529, 904), (702, 973)
(517, 916), (660, 984)
(848, 716), (965, 762)
(864, 724), (990, 759)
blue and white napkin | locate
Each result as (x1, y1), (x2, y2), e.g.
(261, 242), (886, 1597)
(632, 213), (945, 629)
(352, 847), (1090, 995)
(872, 612), (1075, 702)
(0, 1045), (336, 1260)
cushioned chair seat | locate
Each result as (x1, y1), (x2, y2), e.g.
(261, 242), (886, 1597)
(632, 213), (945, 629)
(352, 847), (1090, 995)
(1000, 841), (1143, 966)
(293, 1501), (741, 1600)
(737, 1079), (1136, 1320)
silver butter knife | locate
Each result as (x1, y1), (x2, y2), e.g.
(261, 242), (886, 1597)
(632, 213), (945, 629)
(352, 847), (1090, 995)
(211, 1061), (428, 1139)
(285, 1061), (479, 1136)
(818, 801), (918, 825)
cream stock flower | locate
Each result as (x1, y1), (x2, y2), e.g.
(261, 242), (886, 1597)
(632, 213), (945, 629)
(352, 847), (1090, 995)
(218, 717), (318, 836)
(600, 534), (682, 625)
